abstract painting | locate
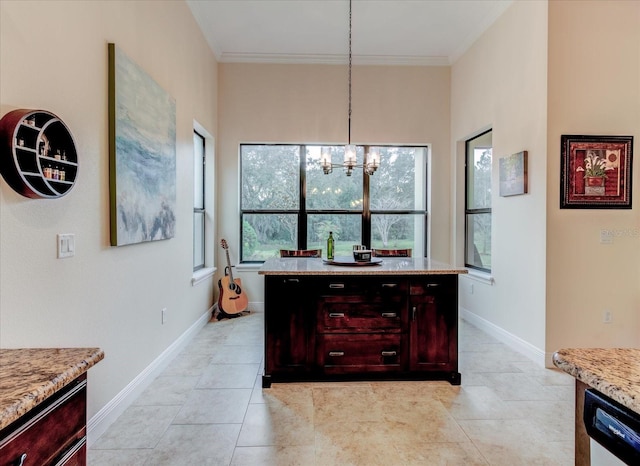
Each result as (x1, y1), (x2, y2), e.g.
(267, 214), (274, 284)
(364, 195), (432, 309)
(108, 43), (176, 246)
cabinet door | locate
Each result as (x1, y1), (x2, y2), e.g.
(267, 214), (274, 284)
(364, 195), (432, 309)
(264, 277), (314, 375)
(409, 276), (458, 372)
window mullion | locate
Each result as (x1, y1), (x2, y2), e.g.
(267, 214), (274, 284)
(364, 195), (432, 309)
(299, 144), (308, 249)
(362, 145), (371, 246)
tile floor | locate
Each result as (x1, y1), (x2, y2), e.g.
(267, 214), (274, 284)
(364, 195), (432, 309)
(89, 311), (575, 465)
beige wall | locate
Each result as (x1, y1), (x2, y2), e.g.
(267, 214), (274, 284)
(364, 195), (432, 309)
(453, 0), (640, 364)
(218, 63), (451, 298)
(452, 0), (549, 361)
(0, 0), (217, 430)
(546, 1), (640, 352)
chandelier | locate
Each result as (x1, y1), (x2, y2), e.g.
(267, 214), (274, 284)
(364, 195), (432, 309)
(320, 0), (380, 177)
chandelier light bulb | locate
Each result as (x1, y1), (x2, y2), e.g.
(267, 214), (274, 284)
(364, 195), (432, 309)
(344, 144), (357, 167)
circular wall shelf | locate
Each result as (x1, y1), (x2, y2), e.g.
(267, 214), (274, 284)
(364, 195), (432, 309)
(0, 109), (78, 199)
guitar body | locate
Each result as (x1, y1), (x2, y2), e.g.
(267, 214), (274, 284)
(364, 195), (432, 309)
(217, 239), (249, 319)
(217, 275), (249, 317)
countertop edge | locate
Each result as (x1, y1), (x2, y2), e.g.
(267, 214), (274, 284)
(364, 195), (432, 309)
(258, 269), (469, 275)
(257, 257), (469, 276)
(552, 350), (640, 414)
(0, 348), (105, 431)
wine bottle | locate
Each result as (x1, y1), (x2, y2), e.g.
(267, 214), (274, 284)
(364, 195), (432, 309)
(327, 231), (335, 260)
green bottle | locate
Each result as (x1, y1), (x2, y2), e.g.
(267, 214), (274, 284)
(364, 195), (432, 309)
(327, 231), (335, 260)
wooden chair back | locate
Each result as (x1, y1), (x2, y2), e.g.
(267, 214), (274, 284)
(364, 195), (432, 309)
(279, 249), (322, 258)
(372, 248), (412, 257)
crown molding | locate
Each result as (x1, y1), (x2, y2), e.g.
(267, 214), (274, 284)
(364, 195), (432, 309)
(218, 52), (450, 67)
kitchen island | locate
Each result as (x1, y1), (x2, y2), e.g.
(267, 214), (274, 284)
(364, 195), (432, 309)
(553, 348), (640, 465)
(259, 256), (467, 387)
(0, 347), (104, 465)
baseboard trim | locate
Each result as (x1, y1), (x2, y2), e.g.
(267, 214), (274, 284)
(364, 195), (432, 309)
(248, 301), (264, 313)
(86, 306), (213, 446)
(460, 307), (546, 367)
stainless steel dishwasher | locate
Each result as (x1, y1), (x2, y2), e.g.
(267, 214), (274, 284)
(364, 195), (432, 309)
(584, 388), (640, 465)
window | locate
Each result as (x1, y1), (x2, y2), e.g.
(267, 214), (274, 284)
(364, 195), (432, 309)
(240, 144), (428, 262)
(465, 130), (492, 272)
(193, 131), (205, 271)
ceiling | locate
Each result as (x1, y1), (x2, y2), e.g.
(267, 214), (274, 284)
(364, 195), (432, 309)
(186, 0), (513, 66)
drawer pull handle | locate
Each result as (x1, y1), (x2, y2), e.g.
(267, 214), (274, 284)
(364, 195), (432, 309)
(426, 283), (440, 287)
(329, 351), (345, 357)
(381, 351), (397, 357)
(412, 306), (417, 321)
(17, 453), (27, 466)
(285, 278), (300, 283)
(381, 312), (397, 318)
(329, 313), (345, 318)
(329, 283), (345, 289)
(382, 283), (397, 288)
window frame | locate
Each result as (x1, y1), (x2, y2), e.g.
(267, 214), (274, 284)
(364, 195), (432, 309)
(193, 130), (206, 272)
(464, 129), (492, 273)
(239, 143), (429, 263)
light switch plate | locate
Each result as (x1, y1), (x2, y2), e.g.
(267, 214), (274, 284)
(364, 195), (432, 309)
(57, 233), (75, 258)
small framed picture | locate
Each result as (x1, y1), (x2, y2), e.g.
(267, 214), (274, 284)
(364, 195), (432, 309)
(560, 135), (633, 209)
(499, 151), (528, 197)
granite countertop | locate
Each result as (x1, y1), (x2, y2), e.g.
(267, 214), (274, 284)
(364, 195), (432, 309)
(259, 257), (469, 276)
(553, 348), (640, 414)
(0, 347), (104, 431)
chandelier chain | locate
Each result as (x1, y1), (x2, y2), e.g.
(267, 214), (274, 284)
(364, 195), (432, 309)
(320, 0), (379, 177)
(348, 0), (352, 145)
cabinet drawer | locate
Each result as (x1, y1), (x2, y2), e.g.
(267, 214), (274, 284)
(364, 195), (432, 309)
(319, 297), (403, 332)
(409, 275), (456, 295)
(318, 334), (402, 373)
(321, 277), (406, 297)
(53, 437), (86, 466)
(0, 377), (87, 466)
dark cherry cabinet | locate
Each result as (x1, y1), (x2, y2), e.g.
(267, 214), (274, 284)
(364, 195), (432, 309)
(0, 375), (87, 466)
(315, 277), (407, 375)
(264, 277), (314, 375)
(409, 275), (460, 383)
(263, 274), (460, 387)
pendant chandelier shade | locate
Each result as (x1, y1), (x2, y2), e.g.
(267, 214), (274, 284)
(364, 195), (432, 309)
(321, 0), (380, 177)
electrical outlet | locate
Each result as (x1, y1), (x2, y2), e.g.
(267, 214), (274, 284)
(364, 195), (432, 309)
(600, 230), (614, 244)
(162, 308), (167, 324)
(603, 310), (612, 323)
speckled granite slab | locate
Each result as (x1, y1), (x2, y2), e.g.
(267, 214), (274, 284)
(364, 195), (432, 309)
(0, 347), (104, 431)
(259, 257), (469, 276)
(553, 348), (640, 414)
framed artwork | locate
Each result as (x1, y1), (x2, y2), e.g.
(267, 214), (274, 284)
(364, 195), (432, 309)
(108, 43), (176, 246)
(499, 151), (528, 197)
(560, 135), (633, 209)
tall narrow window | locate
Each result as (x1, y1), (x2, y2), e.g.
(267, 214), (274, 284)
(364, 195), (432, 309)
(465, 130), (492, 272)
(193, 131), (205, 271)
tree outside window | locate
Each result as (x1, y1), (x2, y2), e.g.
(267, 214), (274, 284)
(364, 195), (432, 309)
(240, 144), (428, 261)
(465, 130), (492, 271)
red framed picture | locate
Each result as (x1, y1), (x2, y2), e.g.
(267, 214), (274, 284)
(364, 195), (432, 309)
(560, 135), (633, 209)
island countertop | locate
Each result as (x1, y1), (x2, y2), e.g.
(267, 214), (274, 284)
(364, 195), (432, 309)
(0, 347), (104, 431)
(258, 257), (469, 276)
(553, 348), (640, 414)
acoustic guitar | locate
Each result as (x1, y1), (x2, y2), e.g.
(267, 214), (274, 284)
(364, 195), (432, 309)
(217, 239), (249, 319)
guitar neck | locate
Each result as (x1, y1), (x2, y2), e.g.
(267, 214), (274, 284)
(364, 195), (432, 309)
(225, 249), (234, 281)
